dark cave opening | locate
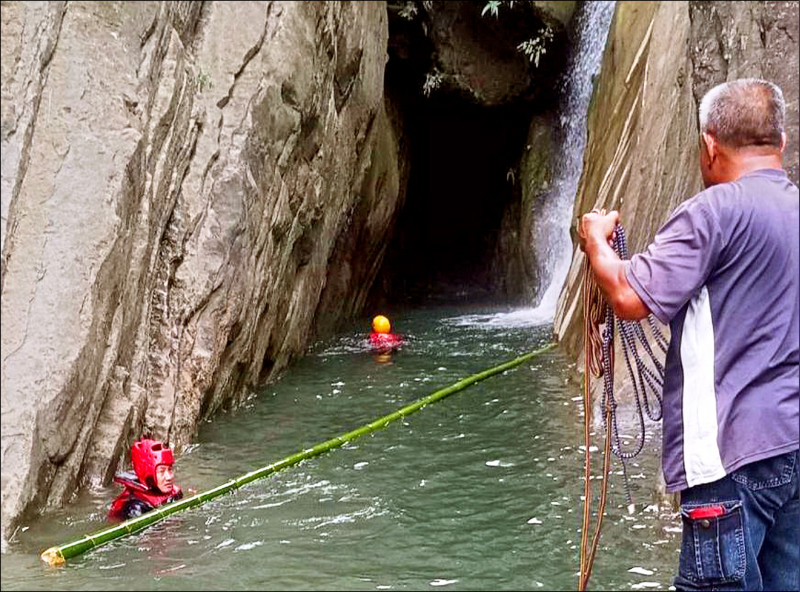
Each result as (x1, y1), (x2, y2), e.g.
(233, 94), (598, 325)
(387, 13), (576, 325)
(374, 97), (531, 306)
(370, 2), (562, 309)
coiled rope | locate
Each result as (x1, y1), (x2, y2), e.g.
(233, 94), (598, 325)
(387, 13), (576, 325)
(578, 221), (667, 591)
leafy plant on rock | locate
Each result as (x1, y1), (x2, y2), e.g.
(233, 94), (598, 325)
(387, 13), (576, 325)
(481, 1), (552, 68)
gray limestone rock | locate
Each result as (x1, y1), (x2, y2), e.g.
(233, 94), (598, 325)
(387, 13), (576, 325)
(0, 0), (399, 547)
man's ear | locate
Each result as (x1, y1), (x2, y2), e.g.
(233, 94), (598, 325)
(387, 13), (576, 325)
(701, 132), (718, 162)
(780, 132), (787, 153)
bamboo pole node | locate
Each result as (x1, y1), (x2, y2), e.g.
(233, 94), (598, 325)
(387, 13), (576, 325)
(40, 546), (65, 567)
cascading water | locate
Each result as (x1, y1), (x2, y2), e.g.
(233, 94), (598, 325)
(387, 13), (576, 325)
(531, 1), (616, 313)
(452, 1), (615, 329)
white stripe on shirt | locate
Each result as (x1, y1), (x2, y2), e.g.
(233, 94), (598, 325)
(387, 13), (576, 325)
(681, 285), (727, 487)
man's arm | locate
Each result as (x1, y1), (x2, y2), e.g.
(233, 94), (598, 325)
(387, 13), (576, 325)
(578, 210), (651, 321)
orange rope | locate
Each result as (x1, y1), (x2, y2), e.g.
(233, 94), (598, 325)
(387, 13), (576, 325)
(578, 255), (614, 591)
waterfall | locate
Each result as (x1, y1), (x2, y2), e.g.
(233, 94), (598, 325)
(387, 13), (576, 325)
(450, 1), (615, 330)
(528, 1), (616, 314)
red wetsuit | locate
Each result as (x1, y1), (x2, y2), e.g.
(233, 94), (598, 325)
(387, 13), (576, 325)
(369, 332), (403, 352)
(108, 472), (183, 521)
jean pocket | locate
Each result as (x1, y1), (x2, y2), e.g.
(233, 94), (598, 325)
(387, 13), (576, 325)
(731, 451), (796, 491)
(677, 500), (745, 585)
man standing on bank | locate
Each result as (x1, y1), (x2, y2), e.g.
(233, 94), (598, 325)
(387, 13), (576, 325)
(578, 78), (799, 591)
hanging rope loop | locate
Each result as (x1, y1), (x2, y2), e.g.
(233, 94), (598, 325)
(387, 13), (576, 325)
(578, 221), (667, 591)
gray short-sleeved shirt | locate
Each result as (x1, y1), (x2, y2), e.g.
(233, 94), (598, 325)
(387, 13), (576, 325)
(626, 168), (799, 492)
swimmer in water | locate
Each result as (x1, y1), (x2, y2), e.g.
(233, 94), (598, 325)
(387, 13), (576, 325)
(369, 315), (404, 354)
(108, 438), (183, 521)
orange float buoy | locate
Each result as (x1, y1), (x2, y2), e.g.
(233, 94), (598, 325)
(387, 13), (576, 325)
(371, 315), (391, 334)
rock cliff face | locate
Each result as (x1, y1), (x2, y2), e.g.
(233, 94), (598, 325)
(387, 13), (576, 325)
(554, 1), (799, 402)
(1, 1), (402, 545)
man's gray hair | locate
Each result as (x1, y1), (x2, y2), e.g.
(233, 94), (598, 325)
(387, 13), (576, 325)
(698, 79), (785, 148)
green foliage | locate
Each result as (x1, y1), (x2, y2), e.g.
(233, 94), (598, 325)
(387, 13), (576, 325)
(482, 0), (502, 18)
(398, 1), (418, 20)
(518, 25), (554, 67)
(422, 68), (443, 97)
(194, 69), (213, 94)
(481, 3), (554, 68)
(482, 1), (516, 18)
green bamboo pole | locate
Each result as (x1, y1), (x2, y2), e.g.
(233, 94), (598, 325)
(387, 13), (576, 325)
(41, 342), (556, 567)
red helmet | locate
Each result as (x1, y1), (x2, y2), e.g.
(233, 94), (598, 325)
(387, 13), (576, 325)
(131, 439), (174, 487)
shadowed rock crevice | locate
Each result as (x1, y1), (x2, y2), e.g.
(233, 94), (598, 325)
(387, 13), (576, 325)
(371, 96), (532, 306)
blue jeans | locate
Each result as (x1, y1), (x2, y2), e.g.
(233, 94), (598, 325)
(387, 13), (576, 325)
(674, 450), (799, 591)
